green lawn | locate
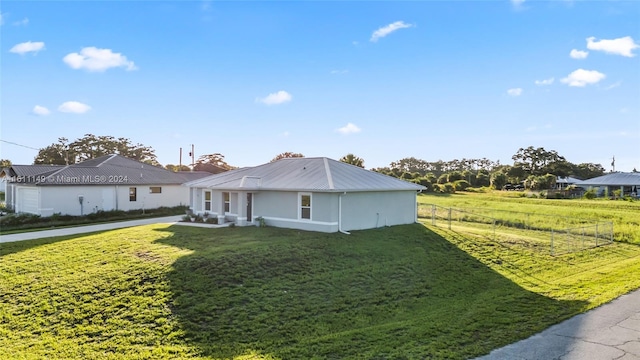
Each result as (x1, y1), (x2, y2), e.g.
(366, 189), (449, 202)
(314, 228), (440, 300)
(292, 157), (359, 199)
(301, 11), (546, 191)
(418, 191), (640, 244)
(2, 222), (640, 359)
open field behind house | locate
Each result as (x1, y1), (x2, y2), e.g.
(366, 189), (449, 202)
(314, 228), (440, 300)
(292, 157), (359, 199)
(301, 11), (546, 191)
(2, 221), (640, 359)
(418, 192), (640, 244)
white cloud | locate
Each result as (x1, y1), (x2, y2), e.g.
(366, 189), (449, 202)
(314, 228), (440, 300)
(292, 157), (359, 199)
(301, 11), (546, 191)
(330, 69), (349, 74)
(32, 105), (50, 116)
(9, 41), (45, 55)
(569, 49), (588, 59)
(561, 69), (606, 87)
(370, 21), (413, 42)
(534, 77), (554, 86)
(281, 131), (290, 137)
(58, 101), (91, 114)
(511, 0), (526, 8)
(0, 12), (6, 26)
(63, 47), (137, 72)
(336, 123), (361, 135)
(586, 36), (639, 57)
(13, 17), (28, 26)
(507, 88), (523, 96)
(256, 90), (292, 105)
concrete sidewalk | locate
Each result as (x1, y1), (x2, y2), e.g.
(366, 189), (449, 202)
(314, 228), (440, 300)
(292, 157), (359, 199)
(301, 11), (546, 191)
(0, 215), (183, 243)
(475, 288), (640, 360)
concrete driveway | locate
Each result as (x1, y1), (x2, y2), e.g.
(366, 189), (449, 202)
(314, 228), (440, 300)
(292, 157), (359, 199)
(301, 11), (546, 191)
(0, 215), (183, 243)
(475, 288), (640, 360)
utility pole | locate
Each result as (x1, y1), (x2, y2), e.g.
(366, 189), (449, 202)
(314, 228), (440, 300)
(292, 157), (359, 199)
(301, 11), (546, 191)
(179, 147), (182, 170)
(191, 144), (195, 171)
(611, 156), (615, 173)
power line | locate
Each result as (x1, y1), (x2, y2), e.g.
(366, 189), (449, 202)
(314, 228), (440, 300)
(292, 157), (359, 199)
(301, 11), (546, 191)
(0, 139), (40, 151)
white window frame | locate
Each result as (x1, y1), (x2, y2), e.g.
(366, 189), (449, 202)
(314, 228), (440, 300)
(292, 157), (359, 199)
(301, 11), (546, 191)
(223, 192), (230, 213)
(299, 192), (312, 220)
(204, 190), (212, 211)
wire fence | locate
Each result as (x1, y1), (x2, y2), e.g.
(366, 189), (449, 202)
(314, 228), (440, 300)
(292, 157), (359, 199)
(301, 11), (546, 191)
(418, 204), (613, 256)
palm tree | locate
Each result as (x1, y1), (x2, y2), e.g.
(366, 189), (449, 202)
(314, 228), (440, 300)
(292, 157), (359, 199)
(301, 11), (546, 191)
(339, 154), (365, 168)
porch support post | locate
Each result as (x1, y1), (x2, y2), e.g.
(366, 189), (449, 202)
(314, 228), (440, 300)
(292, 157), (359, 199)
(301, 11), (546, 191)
(213, 191), (225, 224)
(237, 191), (247, 226)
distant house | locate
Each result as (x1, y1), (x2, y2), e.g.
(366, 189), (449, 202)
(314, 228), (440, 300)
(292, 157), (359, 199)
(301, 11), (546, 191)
(554, 176), (582, 190)
(574, 172), (640, 198)
(184, 157), (426, 233)
(2, 155), (210, 216)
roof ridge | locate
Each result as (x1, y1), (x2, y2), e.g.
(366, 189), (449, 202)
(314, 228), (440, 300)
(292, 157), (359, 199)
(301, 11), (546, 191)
(96, 154), (119, 167)
(323, 157), (334, 190)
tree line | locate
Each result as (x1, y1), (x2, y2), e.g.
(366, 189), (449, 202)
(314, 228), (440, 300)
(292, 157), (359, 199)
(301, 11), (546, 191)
(19, 136), (608, 190)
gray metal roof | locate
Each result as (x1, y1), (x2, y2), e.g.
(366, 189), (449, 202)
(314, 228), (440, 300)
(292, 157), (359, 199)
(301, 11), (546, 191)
(5, 155), (210, 186)
(575, 172), (640, 186)
(1, 164), (64, 178)
(556, 176), (582, 184)
(184, 157), (426, 192)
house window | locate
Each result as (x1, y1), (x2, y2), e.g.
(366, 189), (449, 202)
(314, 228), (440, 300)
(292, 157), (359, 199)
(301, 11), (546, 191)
(204, 191), (211, 211)
(129, 187), (137, 201)
(223, 192), (230, 213)
(150, 187), (162, 194)
(300, 193), (311, 220)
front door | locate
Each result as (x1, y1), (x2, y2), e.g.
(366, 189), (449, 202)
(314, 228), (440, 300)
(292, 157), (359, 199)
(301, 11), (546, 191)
(246, 193), (252, 222)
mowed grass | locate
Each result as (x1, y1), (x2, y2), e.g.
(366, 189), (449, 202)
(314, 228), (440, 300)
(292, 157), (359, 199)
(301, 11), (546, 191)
(2, 222), (640, 359)
(418, 192), (640, 244)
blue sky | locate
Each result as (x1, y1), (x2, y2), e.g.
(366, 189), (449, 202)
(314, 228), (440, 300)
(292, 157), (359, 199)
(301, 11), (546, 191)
(2, 1), (639, 171)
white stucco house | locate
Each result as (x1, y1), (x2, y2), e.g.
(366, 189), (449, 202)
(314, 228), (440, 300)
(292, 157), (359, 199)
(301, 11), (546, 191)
(184, 157), (426, 233)
(2, 155), (210, 216)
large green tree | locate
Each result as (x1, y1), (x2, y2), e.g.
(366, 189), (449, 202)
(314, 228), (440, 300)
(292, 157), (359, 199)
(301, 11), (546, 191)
(339, 154), (365, 168)
(193, 153), (234, 173)
(270, 152), (304, 162)
(34, 135), (158, 165)
(511, 146), (566, 176)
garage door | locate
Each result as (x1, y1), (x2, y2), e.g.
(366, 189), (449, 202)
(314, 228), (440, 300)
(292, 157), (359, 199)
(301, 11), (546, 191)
(18, 187), (39, 214)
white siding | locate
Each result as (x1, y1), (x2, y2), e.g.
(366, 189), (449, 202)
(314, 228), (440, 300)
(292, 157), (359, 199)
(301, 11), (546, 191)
(341, 191), (417, 231)
(37, 184), (189, 216)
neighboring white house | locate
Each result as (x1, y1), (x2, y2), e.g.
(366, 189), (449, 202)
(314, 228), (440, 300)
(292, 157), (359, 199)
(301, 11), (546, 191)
(2, 155), (210, 216)
(184, 157), (426, 233)
(554, 176), (582, 190)
(574, 172), (640, 198)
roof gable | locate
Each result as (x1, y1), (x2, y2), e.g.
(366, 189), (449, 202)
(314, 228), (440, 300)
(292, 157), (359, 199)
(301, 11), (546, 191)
(185, 157), (426, 192)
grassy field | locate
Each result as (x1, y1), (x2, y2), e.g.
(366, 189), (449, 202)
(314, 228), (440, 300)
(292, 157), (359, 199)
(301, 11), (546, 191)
(2, 222), (640, 359)
(418, 191), (640, 244)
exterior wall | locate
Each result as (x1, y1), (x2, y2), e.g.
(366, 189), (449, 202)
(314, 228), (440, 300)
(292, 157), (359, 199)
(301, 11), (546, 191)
(5, 183), (17, 210)
(341, 191), (417, 231)
(31, 184), (189, 216)
(113, 185), (188, 212)
(186, 188), (417, 233)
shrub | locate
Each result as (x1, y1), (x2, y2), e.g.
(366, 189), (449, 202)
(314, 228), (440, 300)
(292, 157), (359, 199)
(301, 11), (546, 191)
(181, 215), (192, 222)
(584, 189), (597, 199)
(206, 217), (218, 224)
(443, 183), (456, 194)
(453, 180), (470, 191)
